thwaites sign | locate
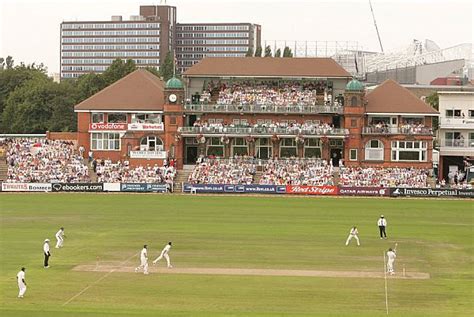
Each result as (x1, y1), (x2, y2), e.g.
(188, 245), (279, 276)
(1, 183), (52, 192)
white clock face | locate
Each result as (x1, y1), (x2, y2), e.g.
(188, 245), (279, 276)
(169, 94), (177, 103)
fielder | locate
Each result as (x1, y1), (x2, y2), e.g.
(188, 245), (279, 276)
(345, 226), (360, 246)
(135, 245), (149, 274)
(386, 245), (397, 275)
(55, 227), (65, 248)
(153, 242), (172, 268)
(17, 267), (27, 298)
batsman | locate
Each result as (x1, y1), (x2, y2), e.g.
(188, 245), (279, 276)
(386, 243), (398, 275)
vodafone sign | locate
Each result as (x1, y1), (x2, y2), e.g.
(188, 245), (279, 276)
(286, 185), (337, 195)
(89, 123), (127, 131)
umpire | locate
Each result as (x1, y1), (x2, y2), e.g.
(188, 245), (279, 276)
(377, 215), (387, 239)
(43, 239), (51, 268)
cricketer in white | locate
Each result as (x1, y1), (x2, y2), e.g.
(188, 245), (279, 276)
(17, 267), (27, 298)
(386, 248), (397, 275)
(135, 245), (149, 274)
(153, 242), (172, 268)
(55, 227), (65, 248)
(345, 226), (360, 246)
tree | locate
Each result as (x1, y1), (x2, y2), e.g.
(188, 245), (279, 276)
(274, 48), (282, 58)
(144, 66), (161, 78)
(425, 92), (439, 131)
(101, 59), (137, 86)
(160, 52), (175, 82)
(283, 46), (293, 57)
(264, 45), (272, 57)
(245, 47), (254, 57)
(254, 46), (262, 57)
(74, 73), (106, 103)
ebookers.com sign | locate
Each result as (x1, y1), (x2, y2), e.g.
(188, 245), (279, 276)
(51, 183), (103, 192)
(390, 187), (474, 198)
(1, 183), (52, 192)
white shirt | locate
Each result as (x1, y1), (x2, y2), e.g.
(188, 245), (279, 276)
(378, 218), (387, 226)
(140, 248), (147, 259)
(349, 228), (358, 235)
(17, 271), (25, 285)
(387, 250), (396, 261)
(43, 242), (50, 254)
(56, 229), (64, 239)
(162, 244), (171, 254)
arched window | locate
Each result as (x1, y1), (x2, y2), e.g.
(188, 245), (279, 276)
(351, 96), (358, 106)
(140, 135), (163, 151)
(365, 139), (384, 161)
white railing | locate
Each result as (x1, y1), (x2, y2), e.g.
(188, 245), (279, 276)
(441, 139), (474, 148)
(363, 126), (433, 135)
(440, 117), (474, 128)
(178, 126), (348, 136)
(183, 103), (343, 114)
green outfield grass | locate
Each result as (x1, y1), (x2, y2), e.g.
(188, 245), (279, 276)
(0, 194), (472, 317)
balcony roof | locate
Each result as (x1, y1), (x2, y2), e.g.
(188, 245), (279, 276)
(183, 57), (352, 79)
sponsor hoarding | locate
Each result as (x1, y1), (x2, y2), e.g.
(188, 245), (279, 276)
(89, 123), (127, 131)
(390, 187), (474, 198)
(1, 183), (52, 192)
(51, 183), (103, 192)
(120, 183), (169, 192)
(127, 123), (164, 131)
(339, 187), (389, 196)
(129, 151), (167, 159)
(103, 183), (121, 192)
(182, 184), (286, 194)
(285, 185), (337, 195)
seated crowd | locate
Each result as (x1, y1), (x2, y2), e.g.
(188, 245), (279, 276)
(199, 80), (337, 107)
(259, 158), (334, 186)
(5, 138), (90, 183)
(339, 167), (429, 187)
(192, 120), (336, 134)
(95, 159), (176, 184)
(188, 157), (256, 184)
(367, 119), (431, 134)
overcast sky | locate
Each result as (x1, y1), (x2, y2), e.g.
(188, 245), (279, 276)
(1, 0), (472, 75)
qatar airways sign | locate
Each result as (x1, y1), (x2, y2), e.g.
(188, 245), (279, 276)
(89, 123), (127, 131)
(286, 185), (337, 195)
(128, 123), (164, 131)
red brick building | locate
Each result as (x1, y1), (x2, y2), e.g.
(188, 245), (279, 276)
(74, 58), (438, 169)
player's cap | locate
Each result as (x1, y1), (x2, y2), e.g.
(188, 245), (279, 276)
(44, 239), (50, 242)
(381, 215), (384, 218)
(168, 242), (172, 245)
(60, 227), (64, 230)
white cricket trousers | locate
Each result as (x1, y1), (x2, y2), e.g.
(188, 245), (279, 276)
(55, 237), (63, 248)
(18, 283), (26, 297)
(136, 257), (148, 274)
(345, 234), (360, 246)
(154, 252), (171, 267)
(387, 259), (394, 273)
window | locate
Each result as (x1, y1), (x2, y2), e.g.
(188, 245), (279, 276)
(391, 141), (427, 162)
(131, 113), (162, 124)
(206, 137), (224, 157)
(92, 113), (104, 123)
(469, 110), (474, 118)
(280, 138), (297, 158)
(444, 132), (462, 147)
(350, 96), (358, 106)
(365, 139), (384, 161)
(140, 135), (163, 151)
(169, 116), (177, 125)
(91, 133), (120, 150)
(351, 119), (357, 127)
(231, 138), (248, 156)
(256, 138), (272, 159)
(445, 109), (462, 118)
(349, 149), (357, 161)
(304, 138), (321, 158)
(107, 113), (127, 123)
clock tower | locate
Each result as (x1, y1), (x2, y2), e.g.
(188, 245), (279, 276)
(163, 76), (185, 169)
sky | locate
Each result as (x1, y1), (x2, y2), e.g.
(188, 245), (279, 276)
(0, 0), (472, 75)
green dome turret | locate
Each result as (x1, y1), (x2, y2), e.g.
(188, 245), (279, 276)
(165, 77), (183, 89)
(345, 78), (364, 91)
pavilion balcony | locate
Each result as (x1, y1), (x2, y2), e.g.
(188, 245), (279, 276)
(178, 126), (349, 137)
(362, 126), (433, 136)
(183, 103), (343, 114)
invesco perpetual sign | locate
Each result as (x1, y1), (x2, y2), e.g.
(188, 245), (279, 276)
(390, 187), (473, 198)
(52, 183), (103, 192)
(89, 123), (127, 131)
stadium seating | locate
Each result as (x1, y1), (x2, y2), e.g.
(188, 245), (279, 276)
(95, 159), (176, 184)
(339, 167), (430, 187)
(187, 157), (256, 184)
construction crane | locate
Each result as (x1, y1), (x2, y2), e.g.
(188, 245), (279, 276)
(369, 0), (384, 53)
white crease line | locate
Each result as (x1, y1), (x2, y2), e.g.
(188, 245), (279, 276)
(62, 253), (137, 306)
